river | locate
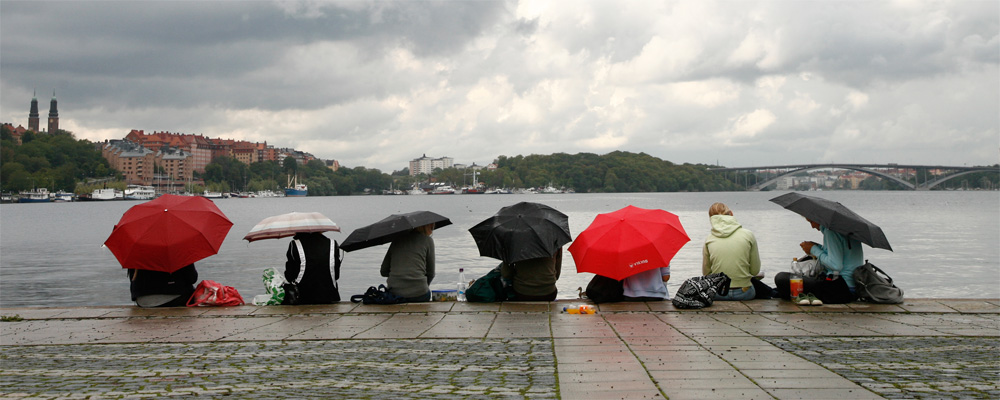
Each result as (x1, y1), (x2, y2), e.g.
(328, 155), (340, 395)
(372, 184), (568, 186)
(1, 191), (997, 307)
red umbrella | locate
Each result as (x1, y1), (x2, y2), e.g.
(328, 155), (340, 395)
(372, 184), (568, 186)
(569, 205), (690, 281)
(104, 194), (233, 273)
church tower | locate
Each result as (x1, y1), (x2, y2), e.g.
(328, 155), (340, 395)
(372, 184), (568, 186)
(47, 91), (58, 133)
(28, 91), (39, 132)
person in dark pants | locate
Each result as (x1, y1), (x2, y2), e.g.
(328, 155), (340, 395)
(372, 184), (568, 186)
(286, 232), (341, 304)
(127, 263), (198, 308)
(774, 219), (862, 304)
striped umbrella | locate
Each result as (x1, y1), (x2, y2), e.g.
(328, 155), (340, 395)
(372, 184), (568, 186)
(243, 212), (340, 242)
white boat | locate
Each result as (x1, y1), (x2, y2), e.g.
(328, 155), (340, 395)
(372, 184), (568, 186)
(18, 188), (51, 203)
(202, 190), (224, 199)
(430, 185), (456, 195)
(53, 191), (74, 202)
(124, 185), (156, 200)
(81, 188), (118, 201)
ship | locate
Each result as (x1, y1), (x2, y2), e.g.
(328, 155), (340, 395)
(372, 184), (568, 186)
(285, 175), (308, 197)
(17, 188), (51, 203)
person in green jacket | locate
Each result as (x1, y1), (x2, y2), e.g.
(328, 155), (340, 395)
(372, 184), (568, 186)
(702, 203), (761, 301)
(380, 224), (436, 302)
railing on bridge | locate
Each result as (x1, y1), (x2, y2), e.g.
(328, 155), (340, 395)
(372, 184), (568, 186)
(710, 163), (999, 191)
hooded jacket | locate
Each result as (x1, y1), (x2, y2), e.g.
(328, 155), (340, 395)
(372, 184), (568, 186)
(702, 214), (761, 289)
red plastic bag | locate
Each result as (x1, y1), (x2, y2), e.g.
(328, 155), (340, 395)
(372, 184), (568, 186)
(187, 280), (245, 307)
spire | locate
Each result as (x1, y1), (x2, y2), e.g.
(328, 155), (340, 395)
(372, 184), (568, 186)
(49, 91), (58, 118)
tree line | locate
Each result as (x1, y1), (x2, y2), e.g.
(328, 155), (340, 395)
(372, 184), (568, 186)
(4, 123), (996, 195)
(1, 126), (112, 193)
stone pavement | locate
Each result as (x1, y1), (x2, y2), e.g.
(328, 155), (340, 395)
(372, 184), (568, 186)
(0, 299), (997, 399)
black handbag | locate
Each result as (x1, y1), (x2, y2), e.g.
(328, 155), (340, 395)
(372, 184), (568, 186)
(281, 282), (301, 305)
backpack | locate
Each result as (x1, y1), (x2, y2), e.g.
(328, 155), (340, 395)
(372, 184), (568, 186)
(671, 273), (731, 309)
(853, 261), (904, 304)
(585, 274), (624, 304)
(466, 266), (509, 303)
(350, 285), (406, 305)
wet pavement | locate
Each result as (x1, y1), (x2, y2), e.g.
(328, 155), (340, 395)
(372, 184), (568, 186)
(1, 299), (998, 399)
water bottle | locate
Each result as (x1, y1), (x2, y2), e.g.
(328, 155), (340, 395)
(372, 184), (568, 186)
(457, 268), (467, 301)
(562, 305), (595, 314)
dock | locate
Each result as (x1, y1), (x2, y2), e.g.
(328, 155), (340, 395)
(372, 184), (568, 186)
(1, 299), (998, 399)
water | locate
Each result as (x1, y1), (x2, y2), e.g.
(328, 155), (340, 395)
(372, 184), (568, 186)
(1, 191), (997, 307)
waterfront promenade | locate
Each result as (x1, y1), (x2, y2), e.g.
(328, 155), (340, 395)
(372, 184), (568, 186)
(1, 299), (997, 399)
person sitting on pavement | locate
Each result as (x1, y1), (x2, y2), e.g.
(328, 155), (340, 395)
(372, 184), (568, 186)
(501, 248), (562, 301)
(622, 265), (671, 301)
(380, 223), (436, 302)
(127, 263), (198, 308)
(775, 218), (862, 305)
(702, 202), (762, 301)
(285, 231), (341, 304)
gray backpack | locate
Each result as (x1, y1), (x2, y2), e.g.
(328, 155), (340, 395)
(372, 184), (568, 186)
(853, 262), (904, 304)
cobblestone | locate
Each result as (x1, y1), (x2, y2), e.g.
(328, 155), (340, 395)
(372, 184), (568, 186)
(0, 339), (558, 399)
(762, 336), (1000, 399)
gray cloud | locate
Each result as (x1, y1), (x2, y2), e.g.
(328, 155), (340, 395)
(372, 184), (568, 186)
(2, 0), (996, 172)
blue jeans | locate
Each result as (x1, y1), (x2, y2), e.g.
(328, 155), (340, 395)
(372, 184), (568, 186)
(714, 286), (756, 301)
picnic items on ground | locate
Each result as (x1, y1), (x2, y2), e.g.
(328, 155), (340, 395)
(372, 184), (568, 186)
(187, 280), (244, 307)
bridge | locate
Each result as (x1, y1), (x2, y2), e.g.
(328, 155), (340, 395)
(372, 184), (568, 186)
(710, 163), (999, 191)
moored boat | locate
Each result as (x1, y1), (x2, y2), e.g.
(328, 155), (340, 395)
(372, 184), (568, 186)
(124, 185), (156, 200)
(80, 188), (119, 201)
(53, 191), (75, 202)
(430, 185), (456, 195)
(285, 175), (308, 197)
(17, 188), (51, 203)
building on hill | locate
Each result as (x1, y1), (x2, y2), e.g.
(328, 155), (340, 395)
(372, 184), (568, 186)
(122, 130), (288, 172)
(102, 140), (195, 188)
(2, 123), (28, 145)
(409, 154), (454, 176)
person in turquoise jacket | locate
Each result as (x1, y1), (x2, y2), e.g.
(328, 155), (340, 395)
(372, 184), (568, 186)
(775, 219), (862, 304)
(702, 203), (761, 301)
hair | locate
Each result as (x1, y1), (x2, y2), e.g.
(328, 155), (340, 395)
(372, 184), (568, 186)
(708, 202), (732, 217)
(415, 223), (435, 236)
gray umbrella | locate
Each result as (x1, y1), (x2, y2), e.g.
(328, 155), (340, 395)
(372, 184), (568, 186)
(770, 192), (892, 251)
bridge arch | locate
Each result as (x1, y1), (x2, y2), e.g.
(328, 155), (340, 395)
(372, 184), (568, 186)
(750, 165), (915, 190)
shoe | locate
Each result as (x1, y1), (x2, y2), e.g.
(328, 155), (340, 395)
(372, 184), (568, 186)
(808, 294), (823, 306)
(794, 294), (811, 306)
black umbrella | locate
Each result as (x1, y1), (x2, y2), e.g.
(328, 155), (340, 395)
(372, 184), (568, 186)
(468, 202), (572, 264)
(770, 192), (892, 251)
(341, 211), (451, 252)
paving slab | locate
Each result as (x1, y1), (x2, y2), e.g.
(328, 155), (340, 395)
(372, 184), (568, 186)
(1, 298), (998, 399)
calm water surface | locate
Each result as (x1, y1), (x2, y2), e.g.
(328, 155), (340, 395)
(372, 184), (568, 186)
(2, 191), (997, 307)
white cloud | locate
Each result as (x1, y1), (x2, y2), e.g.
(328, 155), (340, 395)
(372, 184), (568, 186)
(1, 0), (997, 171)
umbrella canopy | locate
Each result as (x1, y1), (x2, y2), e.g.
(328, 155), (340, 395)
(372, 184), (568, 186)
(243, 212), (340, 242)
(569, 205), (690, 281)
(104, 194), (233, 273)
(770, 192), (892, 251)
(341, 211), (451, 252)
(468, 202), (572, 264)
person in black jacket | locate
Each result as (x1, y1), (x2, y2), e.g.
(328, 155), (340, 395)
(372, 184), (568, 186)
(285, 232), (341, 304)
(127, 263), (198, 308)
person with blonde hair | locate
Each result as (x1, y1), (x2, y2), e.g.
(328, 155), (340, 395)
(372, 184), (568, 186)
(380, 223), (436, 302)
(703, 202), (762, 301)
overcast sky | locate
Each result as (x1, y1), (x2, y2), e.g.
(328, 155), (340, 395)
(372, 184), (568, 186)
(2, 1), (997, 172)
